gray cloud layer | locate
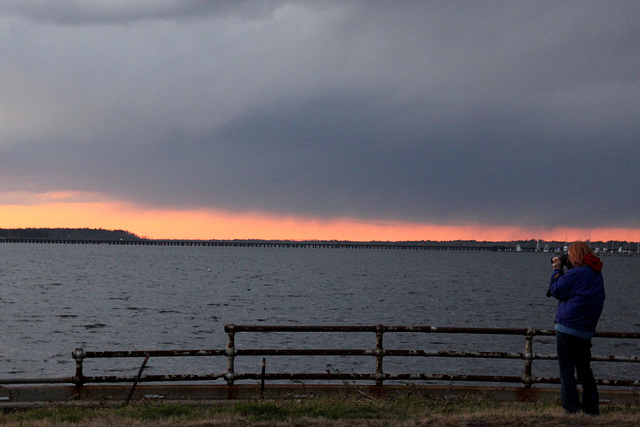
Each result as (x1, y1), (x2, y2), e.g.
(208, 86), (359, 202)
(2, 1), (639, 230)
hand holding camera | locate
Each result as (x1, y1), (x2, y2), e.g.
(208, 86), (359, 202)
(551, 254), (572, 270)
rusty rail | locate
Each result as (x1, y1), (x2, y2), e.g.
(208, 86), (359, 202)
(2, 325), (638, 389)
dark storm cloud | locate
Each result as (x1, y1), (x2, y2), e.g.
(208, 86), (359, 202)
(2, 1), (640, 230)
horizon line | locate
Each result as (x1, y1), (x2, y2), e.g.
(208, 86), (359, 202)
(1, 227), (638, 245)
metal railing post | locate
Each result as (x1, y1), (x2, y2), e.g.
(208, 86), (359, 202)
(260, 357), (266, 396)
(225, 324), (237, 385)
(72, 348), (85, 387)
(524, 328), (534, 388)
(374, 324), (385, 386)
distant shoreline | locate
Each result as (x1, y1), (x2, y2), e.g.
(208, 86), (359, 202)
(0, 228), (637, 253)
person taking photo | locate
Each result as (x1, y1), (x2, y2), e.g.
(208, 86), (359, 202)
(548, 241), (605, 415)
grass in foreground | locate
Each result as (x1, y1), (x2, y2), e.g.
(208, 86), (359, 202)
(1, 396), (640, 426)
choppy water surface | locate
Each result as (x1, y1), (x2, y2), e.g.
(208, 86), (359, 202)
(1, 244), (638, 382)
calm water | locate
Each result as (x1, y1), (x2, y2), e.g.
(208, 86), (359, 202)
(1, 244), (638, 382)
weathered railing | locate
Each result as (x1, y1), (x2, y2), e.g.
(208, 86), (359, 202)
(62, 325), (640, 390)
(221, 325), (640, 388)
(2, 325), (638, 391)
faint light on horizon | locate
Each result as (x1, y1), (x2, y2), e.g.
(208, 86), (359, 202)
(1, 193), (639, 242)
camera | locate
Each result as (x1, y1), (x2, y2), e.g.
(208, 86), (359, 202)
(551, 253), (572, 269)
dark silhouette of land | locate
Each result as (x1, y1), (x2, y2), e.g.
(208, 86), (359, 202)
(0, 228), (141, 241)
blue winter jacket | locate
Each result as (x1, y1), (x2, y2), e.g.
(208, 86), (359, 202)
(548, 254), (605, 333)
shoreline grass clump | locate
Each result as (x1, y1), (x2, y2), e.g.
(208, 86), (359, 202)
(1, 396), (639, 426)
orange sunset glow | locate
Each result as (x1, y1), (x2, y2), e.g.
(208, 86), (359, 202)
(2, 194), (639, 242)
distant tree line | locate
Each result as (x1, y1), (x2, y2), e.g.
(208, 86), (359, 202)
(0, 228), (142, 241)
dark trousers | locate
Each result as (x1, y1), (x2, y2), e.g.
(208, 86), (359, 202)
(556, 331), (599, 415)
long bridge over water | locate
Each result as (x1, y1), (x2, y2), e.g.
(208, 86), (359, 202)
(4, 238), (636, 255)
(0, 238), (519, 251)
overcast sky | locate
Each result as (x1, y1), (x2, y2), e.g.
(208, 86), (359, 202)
(1, 1), (639, 239)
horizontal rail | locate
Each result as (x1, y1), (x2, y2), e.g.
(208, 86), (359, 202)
(224, 324), (640, 339)
(225, 324), (544, 334)
(83, 349), (225, 358)
(81, 373), (227, 384)
(226, 348), (639, 362)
